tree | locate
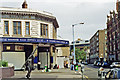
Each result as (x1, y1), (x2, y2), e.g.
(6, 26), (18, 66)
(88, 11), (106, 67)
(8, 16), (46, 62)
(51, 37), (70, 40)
(72, 47), (87, 62)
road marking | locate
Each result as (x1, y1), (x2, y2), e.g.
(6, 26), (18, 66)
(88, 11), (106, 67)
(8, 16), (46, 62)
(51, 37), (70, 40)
(86, 68), (92, 70)
(84, 75), (89, 80)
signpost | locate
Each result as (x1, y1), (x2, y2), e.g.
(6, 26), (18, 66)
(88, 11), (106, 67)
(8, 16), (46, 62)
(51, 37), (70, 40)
(21, 45), (39, 69)
(81, 65), (84, 80)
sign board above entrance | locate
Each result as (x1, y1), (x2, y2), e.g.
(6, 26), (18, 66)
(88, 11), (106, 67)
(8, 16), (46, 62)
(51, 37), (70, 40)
(0, 37), (69, 45)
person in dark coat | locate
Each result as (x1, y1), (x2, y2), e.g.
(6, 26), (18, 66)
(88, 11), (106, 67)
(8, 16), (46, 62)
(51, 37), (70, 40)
(26, 59), (32, 79)
(38, 60), (41, 70)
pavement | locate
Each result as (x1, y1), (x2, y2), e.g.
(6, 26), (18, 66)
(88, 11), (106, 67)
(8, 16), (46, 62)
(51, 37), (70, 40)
(10, 68), (85, 79)
(3, 64), (109, 80)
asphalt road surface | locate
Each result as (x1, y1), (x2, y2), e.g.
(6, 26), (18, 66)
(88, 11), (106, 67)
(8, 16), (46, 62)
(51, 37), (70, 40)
(83, 64), (110, 80)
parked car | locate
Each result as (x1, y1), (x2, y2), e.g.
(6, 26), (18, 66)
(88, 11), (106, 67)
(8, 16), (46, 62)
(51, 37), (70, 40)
(97, 62), (102, 67)
(94, 61), (100, 66)
(110, 62), (120, 68)
(81, 62), (84, 64)
(84, 62), (88, 65)
(102, 62), (110, 68)
(105, 68), (120, 79)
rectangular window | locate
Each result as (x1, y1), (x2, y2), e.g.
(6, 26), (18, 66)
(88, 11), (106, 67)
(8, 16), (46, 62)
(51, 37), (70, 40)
(114, 44), (116, 51)
(105, 36), (107, 40)
(43, 25), (46, 35)
(4, 21), (9, 35)
(18, 22), (21, 34)
(40, 23), (48, 37)
(40, 24), (43, 36)
(25, 22), (30, 35)
(46, 25), (48, 37)
(13, 21), (21, 35)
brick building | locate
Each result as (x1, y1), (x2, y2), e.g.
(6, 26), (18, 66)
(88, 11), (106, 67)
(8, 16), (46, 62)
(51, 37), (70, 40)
(106, 0), (120, 62)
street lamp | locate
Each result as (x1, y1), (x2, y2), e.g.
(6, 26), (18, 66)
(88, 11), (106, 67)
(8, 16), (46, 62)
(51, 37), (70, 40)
(46, 49), (48, 72)
(72, 22), (84, 64)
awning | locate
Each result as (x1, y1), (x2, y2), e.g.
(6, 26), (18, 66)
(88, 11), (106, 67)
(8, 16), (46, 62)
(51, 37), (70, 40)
(0, 37), (69, 46)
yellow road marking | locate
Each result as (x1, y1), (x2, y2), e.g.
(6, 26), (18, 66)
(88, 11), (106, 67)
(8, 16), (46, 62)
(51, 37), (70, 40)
(84, 75), (88, 79)
(84, 75), (89, 80)
(86, 68), (92, 70)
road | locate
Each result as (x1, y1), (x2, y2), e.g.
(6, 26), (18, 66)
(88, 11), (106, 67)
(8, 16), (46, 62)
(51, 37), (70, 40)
(84, 64), (99, 79)
(83, 64), (110, 80)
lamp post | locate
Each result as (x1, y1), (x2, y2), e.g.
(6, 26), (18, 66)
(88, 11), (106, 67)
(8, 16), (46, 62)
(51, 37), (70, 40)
(46, 49), (48, 72)
(72, 23), (84, 64)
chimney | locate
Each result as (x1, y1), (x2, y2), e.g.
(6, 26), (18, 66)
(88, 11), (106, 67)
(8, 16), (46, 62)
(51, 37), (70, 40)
(116, 0), (120, 12)
(22, 0), (28, 8)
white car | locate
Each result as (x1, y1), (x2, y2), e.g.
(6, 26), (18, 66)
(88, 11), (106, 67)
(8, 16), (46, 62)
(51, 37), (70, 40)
(110, 62), (120, 68)
(105, 68), (120, 79)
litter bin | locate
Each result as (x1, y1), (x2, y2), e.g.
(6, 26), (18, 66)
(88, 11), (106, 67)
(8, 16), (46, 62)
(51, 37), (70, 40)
(45, 65), (47, 72)
(75, 65), (78, 71)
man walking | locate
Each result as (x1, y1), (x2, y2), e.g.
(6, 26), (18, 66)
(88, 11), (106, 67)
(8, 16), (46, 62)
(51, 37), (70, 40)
(26, 59), (32, 79)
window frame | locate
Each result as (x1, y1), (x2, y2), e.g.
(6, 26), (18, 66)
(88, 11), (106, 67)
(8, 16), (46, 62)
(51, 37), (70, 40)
(13, 21), (22, 35)
(25, 21), (30, 35)
(40, 23), (49, 38)
(4, 21), (9, 35)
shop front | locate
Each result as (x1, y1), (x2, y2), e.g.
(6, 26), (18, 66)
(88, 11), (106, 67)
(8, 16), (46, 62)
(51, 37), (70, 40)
(0, 37), (69, 70)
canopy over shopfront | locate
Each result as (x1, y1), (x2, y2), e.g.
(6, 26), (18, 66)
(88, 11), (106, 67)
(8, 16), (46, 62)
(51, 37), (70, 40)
(0, 37), (69, 46)
(0, 37), (69, 69)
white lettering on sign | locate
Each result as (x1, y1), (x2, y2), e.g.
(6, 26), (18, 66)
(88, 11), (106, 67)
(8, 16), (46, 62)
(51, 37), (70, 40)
(20, 39), (26, 41)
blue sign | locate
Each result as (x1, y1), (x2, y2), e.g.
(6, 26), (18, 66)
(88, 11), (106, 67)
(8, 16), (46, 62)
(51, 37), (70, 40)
(0, 37), (69, 45)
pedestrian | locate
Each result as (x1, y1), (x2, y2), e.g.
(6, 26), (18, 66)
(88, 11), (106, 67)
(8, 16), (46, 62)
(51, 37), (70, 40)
(26, 59), (32, 79)
(66, 60), (68, 68)
(64, 61), (66, 68)
(38, 60), (41, 70)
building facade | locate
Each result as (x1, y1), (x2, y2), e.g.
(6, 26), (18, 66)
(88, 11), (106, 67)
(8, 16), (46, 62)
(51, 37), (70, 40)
(106, 1), (120, 62)
(90, 29), (107, 63)
(56, 47), (70, 68)
(70, 39), (90, 50)
(70, 39), (90, 63)
(0, 1), (69, 70)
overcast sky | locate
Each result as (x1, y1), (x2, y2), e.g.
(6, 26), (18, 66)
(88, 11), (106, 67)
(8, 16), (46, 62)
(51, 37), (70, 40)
(0, 0), (116, 42)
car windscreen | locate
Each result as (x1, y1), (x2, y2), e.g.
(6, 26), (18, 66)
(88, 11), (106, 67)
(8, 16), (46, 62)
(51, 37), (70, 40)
(115, 62), (120, 64)
(118, 71), (120, 78)
(103, 62), (107, 64)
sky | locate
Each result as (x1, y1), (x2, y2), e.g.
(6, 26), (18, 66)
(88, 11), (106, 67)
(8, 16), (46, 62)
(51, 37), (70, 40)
(0, 0), (116, 42)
